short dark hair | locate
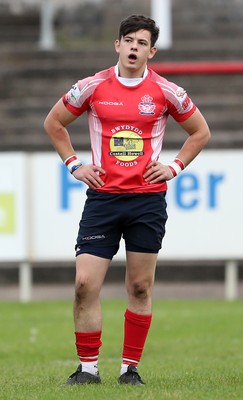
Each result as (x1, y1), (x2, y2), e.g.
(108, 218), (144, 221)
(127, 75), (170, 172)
(119, 15), (160, 47)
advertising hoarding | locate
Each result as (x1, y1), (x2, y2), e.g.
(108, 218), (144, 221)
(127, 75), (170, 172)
(0, 151), (242, 262)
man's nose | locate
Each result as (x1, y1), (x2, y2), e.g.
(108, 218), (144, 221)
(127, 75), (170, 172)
(131, 43), (138, 51)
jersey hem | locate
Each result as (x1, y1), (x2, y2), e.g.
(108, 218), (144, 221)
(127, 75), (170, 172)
(94, 185), (167, 194)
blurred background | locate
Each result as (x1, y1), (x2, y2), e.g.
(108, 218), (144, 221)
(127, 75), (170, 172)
(0, 0), (243, 300)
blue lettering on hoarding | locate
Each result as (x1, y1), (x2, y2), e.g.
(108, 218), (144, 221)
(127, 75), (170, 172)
(174, 172), (225, 209)
(175, 173), (199, 209)
(60, 164), (83, 209)
(60, 163), (225, 211)
(208, 173), (225, 208)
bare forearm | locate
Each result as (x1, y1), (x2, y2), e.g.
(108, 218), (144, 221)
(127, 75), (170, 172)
(44, 100), (106, 189)
(176, 108), (211, 167)
(176, 128), (211, 167)
(44, 99), (78, 161)
(44, 120), (75, 161)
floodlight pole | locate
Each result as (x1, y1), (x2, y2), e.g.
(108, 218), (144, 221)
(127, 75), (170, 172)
(39, 0), (55, 50)
(151, 0), (172, 49)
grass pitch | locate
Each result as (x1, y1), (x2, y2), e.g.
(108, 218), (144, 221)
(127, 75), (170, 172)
(0, 299), (242, 400)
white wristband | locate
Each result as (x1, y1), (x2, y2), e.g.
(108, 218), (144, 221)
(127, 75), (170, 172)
(64, 155), (82, 174)
(168, 158), (185, 177)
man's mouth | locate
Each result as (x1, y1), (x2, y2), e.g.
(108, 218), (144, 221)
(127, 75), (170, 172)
(128, 53), (137, 62)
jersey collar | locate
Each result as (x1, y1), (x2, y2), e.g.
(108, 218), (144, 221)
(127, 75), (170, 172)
(115, 64), (148, 87)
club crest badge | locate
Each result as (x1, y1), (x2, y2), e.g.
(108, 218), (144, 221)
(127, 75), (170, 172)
(138, 95), (156, 115)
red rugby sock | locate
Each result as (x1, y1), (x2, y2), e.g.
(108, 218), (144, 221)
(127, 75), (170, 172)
(122, 309), (152, 366)
(75, 331), (102, 364)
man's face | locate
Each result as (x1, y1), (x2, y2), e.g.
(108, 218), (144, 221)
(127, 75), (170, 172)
(114, 29), (157, 77)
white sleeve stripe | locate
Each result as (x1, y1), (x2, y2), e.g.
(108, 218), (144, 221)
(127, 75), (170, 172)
(79, 78), (105, 97)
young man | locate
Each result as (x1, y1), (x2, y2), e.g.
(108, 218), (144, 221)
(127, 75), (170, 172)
(44, 15), (210, 385)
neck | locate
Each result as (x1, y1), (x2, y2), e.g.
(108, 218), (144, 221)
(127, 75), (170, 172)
(116, 63), (147, 79)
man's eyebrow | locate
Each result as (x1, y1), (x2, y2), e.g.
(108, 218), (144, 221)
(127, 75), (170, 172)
(124, 35), (149, 43)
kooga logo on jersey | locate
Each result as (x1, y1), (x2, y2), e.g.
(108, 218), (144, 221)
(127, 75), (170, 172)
(99, 101), (123, 106)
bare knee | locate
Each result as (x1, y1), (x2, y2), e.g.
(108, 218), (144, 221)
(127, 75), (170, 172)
(74, 276), (90, 304)
(129, 280), (151, 301)
(74, 275), (102, 306)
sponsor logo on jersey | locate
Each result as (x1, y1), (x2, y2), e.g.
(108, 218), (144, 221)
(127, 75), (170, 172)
(176, 87), (191, 110)
(182, 96), (191, 110)
(138, 95), (156, 115)
(67, 84), (81, 104)
(99, 101), (123, 106)
(109, 130), (144, 163)
(176, 87), (186, 98)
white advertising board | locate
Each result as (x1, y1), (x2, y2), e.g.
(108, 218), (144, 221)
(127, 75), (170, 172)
(162, 150), (243, 259)
(0, 153), (27, 261)
(30, 152), (90, 261)
(0, 151), (242, 262)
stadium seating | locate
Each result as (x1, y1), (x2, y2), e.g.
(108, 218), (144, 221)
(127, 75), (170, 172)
(0, 0), (243, 151)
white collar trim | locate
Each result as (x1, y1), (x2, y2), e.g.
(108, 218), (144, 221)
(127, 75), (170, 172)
(115, 64), (148, 86)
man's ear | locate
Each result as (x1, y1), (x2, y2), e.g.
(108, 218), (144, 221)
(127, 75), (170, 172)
(114, 39), (120, 54)
(148, 47), (157, 60)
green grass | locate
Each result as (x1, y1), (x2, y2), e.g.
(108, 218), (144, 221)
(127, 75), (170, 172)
(0, 299), (242, 399)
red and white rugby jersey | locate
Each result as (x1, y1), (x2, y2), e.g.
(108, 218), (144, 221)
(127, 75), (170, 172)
(62, 66), (196, 193)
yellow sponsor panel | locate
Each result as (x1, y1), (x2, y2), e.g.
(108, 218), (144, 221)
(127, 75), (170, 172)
(109, 130), (144, 161)
(0, 193), (15, 234)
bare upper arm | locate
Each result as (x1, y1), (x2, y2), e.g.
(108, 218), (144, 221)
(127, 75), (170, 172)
(44, 98), (79, 129)
(179, 108), (210, 136)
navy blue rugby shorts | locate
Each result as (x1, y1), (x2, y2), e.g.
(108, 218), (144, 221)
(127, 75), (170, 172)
(75, 189), (168, 260)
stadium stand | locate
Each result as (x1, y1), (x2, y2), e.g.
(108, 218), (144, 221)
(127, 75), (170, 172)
(0, 0), (243, 151)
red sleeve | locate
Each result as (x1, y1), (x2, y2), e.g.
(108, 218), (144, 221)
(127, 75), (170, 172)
(62, 94), (83, 116)
(168, 99), (197, 122)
